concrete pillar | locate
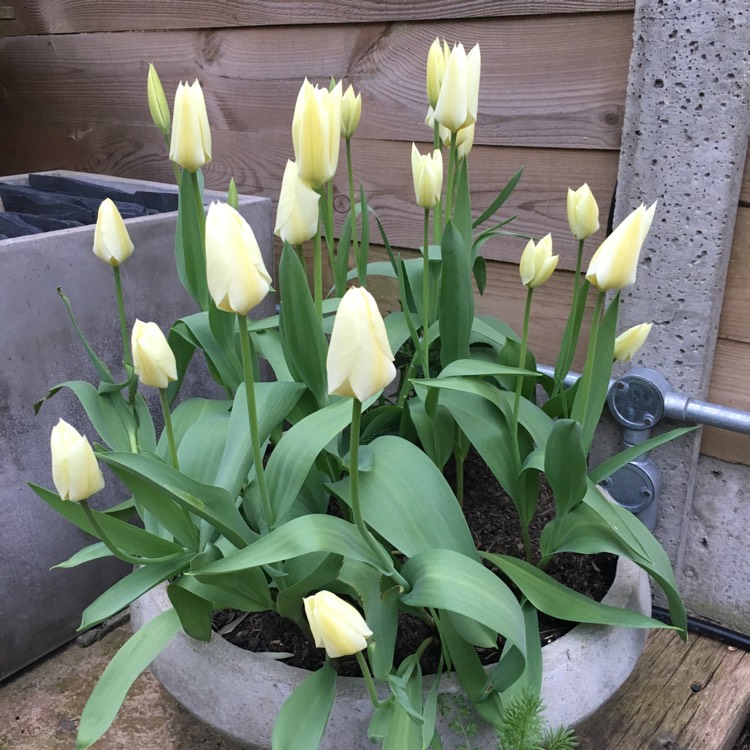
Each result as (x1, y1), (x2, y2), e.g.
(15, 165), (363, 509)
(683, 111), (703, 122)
(613, 1), (749, 622)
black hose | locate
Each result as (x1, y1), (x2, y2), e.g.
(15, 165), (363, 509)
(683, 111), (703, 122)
(652, 605), (750, 650)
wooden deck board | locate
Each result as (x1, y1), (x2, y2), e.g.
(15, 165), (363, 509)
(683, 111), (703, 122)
(576, 630), (750, 749)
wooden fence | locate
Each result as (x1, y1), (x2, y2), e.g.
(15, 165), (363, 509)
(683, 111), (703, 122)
(1, 1), (746, 465)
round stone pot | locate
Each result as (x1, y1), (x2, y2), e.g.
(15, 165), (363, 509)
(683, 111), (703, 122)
(131, 557), (650, 750)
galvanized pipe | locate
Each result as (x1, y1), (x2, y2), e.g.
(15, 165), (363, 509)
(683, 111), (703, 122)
(536, 365), (750, 435)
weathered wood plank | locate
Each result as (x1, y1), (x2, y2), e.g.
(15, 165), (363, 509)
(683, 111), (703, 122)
(0, 118), (620, 271)
(0, 1), (635, 35)
(716, 206), (750, 344)
(0, 13), (632, 149)
(576, 629), (750, 750)
(701, 337), (750, 465)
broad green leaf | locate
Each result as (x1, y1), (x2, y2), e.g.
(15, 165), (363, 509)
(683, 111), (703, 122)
(272, 662), (336, 750)
(76, 607), (181, 749)
(384, 311), (415, 359)
(171, 575), (271, 612)
(267, 398), (353, 524)
(80, 555), (191, 630)
(53, 542), (111, 569)
(439, 222), (473, 368)
(167, 580), (213, 641)
(588, 426), (696, 484)
(401, 549), (526, 651)
(544, 419), (588, 517)
(34, 381), (134, 452)
(553, 279), (591, 391)
(329, 436), (476, 559)
(408, 400), (455, 470)
(29, 484), (185, 558)
(437, 359), (538, 381)
(473, 166), (524, 228)
(383, 667), (424, 750)
(571, 292), (619, 452)
(56, 288), (113, 383)
(472, 254), (487, 294)
(278, 243), (329, 407)
(484, 552), (670, 629)
(276, 553), (344, 622)
(358, 183), (371, 286)
(176, 168), (209, 309)
(133, 394), (156, 452)
(190, 515), (393, 578)
(453, 158), (472, 253)
(99, 452), (254, 550)
(253, 328), (294, 381)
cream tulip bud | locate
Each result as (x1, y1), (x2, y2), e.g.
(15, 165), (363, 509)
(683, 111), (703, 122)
(567, 184), (600, 240)
(147, 63), (171, 138)
(274, 160), (320, 246)
(93, 198), (134, 267)
(519, 234), (558, 288)
(292, 78), (342, 189)
(425, 108), (474, 160)
(131, 319), (178, 389)
(169, 80), (212, 172)
(586, 202), (657, 291)
(327, 286), (397, 401)
(303, 590), (373, 659)
(340, 84), (362, 138)
(411, 143), (443, 210)
(426, 37), (449, 109)
(206, 202), (272, 315)
(50, 419), (105, 502)
(613, 323), (653, 362)
(434, 43), (480, 133)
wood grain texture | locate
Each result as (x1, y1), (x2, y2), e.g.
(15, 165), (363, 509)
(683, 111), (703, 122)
(716, 207), (750, 344)
(0, 14), (632, 150)
(576, 629), (750, 750)
(0, 1), (636, 35)
(701, 337), (750, 465)
(0, 118), (619, 271)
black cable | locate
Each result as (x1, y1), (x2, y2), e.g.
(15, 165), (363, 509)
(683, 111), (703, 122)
(652, 605), (750, 650)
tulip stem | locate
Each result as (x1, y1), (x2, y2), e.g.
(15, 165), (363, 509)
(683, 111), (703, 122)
(190, 170), (205, 249)
(445, 132), (458, 221)
(422, 208), (431, 377)
(432, 121), (442, 244)
(159, 388), (179, 471)
(113, 266), (136, 406)
(346, 137), (362, 287)
(350, 399), (409, 588)
(512, 287), (534, 434)
(80, 500), (185, 566)
(238, 314), (274, 531)
(313, 214), (323, 321)
(354, 652), (388, 708)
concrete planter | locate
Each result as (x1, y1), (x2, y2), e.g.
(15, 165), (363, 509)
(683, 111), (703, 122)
(131, 557), (650, 749)
(0, 171), (273, 681)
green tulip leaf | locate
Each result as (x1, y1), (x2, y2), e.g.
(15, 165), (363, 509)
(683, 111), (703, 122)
(439, 222), (473, 368)
(401, 549), (526, 652)
(271, 662), (336, 750)
(276, 552), (344, 622)
(98, 451), (254, 550)
(328, 436), (476, 559)
(544, 419), (588, 517)
(267, 397), (353, 525)
(278, 243), (329, 408)
(252, 328), (294, 381)
(176, 169), (209, 310)
(473, 166), (524, 229)
(52, 542), (111, 569)
(484, 552), (670, 629)
(190, 514), (393, 578)
(28, 484), (185, 558)
(76, 607), (181, 750)
(167, 580), (214, 642)
(80, 554), (191, 631)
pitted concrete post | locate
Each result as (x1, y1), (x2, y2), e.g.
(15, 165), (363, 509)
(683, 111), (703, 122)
(612, 1), (749, 612)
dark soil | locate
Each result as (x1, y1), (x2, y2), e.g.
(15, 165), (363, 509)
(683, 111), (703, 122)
(734, 717), (750, 750)
(213, 448), (616, 677)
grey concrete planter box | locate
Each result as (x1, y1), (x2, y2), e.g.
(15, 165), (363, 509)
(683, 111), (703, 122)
(131, 557), (650, 749)
(0, 171), (273, 681)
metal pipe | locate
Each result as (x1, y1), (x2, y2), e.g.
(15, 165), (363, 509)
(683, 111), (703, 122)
(537, 365), (750, 435)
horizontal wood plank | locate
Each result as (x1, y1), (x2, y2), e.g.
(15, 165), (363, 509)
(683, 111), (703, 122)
(701, 337), (750, 465)
(0, 1), (635, 35)
(0, 118), (620, 270)
(577, 629), (750, 750)
(716, 206), (750, 344)
(0, 14), (632, 149)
